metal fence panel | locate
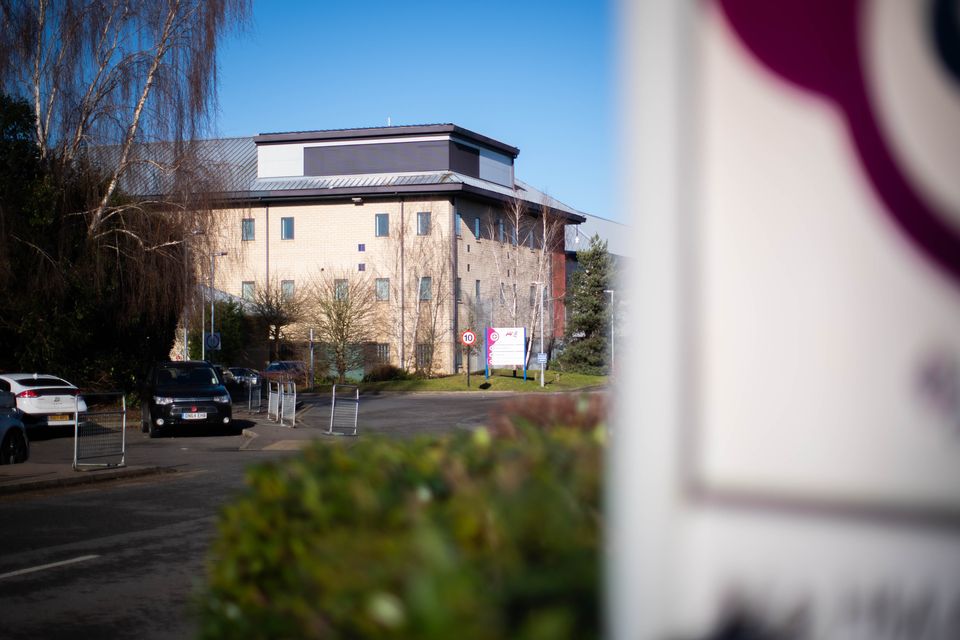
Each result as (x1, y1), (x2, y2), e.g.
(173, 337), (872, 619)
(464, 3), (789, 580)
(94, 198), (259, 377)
(248, 382), (263, 413)
(74, 392), (126, 470)
(267, 381), (280, 421)
(280, 382), (297, 427)
(326, 384), (359, 437)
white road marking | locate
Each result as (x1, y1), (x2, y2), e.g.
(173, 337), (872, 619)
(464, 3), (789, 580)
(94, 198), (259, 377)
(0, 554), (100, 580)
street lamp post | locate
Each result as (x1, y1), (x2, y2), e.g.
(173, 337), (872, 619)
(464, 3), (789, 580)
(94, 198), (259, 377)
(604, 289), (615, 373)
(534, 281), (545, 388)
(204, 251), (228, 361)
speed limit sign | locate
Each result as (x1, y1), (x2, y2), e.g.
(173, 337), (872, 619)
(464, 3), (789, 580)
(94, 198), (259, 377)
(459, 330), (477, 347)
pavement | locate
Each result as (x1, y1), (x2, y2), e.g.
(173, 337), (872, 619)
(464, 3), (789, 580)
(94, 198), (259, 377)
(0, 389), (373, 495)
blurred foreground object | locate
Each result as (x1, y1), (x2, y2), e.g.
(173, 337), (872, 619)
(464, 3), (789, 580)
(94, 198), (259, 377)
(613, 0), (960, 638)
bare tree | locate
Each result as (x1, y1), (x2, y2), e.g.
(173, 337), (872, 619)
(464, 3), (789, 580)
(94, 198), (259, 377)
(248, 278), (307, 362)
(308, 271), (376, 384)
(484, 192), (566, 364)
(380, 206), (454, 375)
(0, 0), (250, 312)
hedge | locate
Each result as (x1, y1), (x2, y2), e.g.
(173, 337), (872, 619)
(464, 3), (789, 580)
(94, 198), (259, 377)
(199, 395), (605, 639)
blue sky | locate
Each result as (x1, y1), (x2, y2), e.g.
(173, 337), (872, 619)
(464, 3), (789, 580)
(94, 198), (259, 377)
(215, 0), (616, 221)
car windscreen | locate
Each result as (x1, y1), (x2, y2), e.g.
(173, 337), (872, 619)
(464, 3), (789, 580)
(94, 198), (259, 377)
(18, 377), (70, 387)
(155, 366), (220, 387)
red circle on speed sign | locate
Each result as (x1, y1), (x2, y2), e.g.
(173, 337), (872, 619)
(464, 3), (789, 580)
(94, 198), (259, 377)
(460, 330), (477, 347)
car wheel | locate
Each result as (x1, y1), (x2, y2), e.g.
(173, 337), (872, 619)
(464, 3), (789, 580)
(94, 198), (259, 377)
(0, 430), (28, 464)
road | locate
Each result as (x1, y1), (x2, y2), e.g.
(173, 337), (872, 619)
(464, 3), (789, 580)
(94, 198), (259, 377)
(0, 391), (559, 639)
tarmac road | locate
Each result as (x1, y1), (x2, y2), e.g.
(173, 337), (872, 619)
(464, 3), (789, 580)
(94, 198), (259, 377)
(0, 389), (596, 639)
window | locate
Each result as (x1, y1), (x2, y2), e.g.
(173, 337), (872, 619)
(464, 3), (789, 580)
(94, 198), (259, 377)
(498, 218), (505, 242)
(242, 281), (255, 301)
(474, 217), (481, 239)
(419, 276), (432, 301)
(528, 230), (535, 249)
(374, 343), (390, 363)
(375, 213), (389, 237)
(499, 282), (505, 305)
(280, 217), (294, 240)
(241, 218), (255, 241)
(358, 243), (365, 252)
(334, 279), (348, 301)
(358, 263), (365, 272)
(376, 278), (390, 301)
(511, 222), (518, 245)
(475, 280), (480, 301)
(466, 263), (470, 272)
(455, 213), (462, 237)
(456, 277), (462, 303)
(416, 343), (432, 371)
(417, 211), (431, 236)
(281, 280), (295, 301)
(529, 284), (537, 307)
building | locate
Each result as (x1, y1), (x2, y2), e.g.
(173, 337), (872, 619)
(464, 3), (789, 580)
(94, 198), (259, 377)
(185, 124), (587, 374)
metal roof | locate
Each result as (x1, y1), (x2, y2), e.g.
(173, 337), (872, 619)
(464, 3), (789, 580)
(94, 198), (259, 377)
(108, 135), (584, 222)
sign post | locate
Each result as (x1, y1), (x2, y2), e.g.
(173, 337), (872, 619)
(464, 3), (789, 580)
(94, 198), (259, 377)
(459, 329), (477, 388)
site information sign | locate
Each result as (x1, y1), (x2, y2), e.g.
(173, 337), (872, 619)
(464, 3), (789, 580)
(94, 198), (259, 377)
(485, 327), (526, 368)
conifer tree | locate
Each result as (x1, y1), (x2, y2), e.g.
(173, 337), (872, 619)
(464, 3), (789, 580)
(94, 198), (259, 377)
(561, 234), (612, 375)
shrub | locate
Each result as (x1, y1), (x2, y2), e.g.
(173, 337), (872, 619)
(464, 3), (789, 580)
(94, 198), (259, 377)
(362, 364), (411, 383)
(199, 398), (606, 640)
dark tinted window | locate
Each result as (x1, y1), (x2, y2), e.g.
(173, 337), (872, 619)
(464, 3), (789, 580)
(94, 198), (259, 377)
(156, 366), (218, 386)
(20, 377), (69, 387)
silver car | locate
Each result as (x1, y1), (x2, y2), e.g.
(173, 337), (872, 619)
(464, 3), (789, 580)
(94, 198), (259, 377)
(0, 373), (88, 429)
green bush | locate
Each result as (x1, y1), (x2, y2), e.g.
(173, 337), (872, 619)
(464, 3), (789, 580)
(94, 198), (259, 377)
(199, 399), (605, 640)
(362, 363), (412, 383)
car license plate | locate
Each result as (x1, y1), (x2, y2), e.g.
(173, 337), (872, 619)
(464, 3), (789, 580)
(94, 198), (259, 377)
(182, 412), (207, 420)
(49, 414), (70, 421)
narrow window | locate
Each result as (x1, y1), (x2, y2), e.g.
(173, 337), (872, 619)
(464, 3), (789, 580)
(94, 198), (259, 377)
(467, 263), (470, 272)
(455, 213), (462, 237)
(375, 213), (389, 237)
(281, 280), (295, 301)
(499, 282), (505, 305)
(280, 217), (294, 240)
(416, 343), (432, 370)
(417, 211), (431, 236)
(241, 218), (255, 241)
(456, 277), (462, 303)
(511, 222), (518, 245)
(375, 343), (390, 363)
(475, 280), (481, 301)
(358, 243), (365, 252)
(529, 284), (536, 307)
(498, 218), (504, 242)
(358, 263), (365, 272)
(375, 278), (390, 301)
(334, 279), (348, 301)
(242, 281), (255, 301)
(419, 276), (432, 301)
(474, 217), (481, 239)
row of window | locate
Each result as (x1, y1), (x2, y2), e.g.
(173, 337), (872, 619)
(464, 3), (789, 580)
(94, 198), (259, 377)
(242, 212), (542, 248)
(241, 277), (545, 307)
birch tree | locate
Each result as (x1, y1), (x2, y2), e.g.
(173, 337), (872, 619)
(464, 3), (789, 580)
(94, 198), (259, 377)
(309, 271), (376, 384)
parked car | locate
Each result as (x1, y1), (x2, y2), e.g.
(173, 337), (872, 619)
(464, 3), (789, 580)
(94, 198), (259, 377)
(261, 360), (309, 385)
(0, 390), (29, 464)
(212, 365), (245, 402)
(141, 361), (232, 438)
(228, 367), (260, 387)
(0, 373), (87, 429)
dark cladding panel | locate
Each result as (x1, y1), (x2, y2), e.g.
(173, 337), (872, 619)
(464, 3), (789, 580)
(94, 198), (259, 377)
(450, 142), (480, 178)
(304, 141), (449, 176)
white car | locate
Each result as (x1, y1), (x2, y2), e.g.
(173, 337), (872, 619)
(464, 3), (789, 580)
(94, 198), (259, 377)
(0, 373), (87, 428)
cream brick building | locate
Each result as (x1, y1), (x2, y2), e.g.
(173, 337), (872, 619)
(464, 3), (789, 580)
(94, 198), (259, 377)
(198, 124), (586, 375)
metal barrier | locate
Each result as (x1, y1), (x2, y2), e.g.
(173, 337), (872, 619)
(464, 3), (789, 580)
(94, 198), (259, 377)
(326, 384), (359, 437)
(247, 381), (263, 413)
(73, 392), (126, 470)
(267, 381), (281, 421)
(280, 381), (296, 427)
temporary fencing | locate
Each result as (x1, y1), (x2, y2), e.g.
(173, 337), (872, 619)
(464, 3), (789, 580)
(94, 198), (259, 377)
(73, 392), (126, 470)
(326, 384), (359, 437)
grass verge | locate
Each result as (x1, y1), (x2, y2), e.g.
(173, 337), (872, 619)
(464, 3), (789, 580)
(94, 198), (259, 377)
(313, 369), (606, 394)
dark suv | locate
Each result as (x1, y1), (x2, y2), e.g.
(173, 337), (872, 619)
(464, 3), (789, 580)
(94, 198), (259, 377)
(141, 361), (232, 437)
